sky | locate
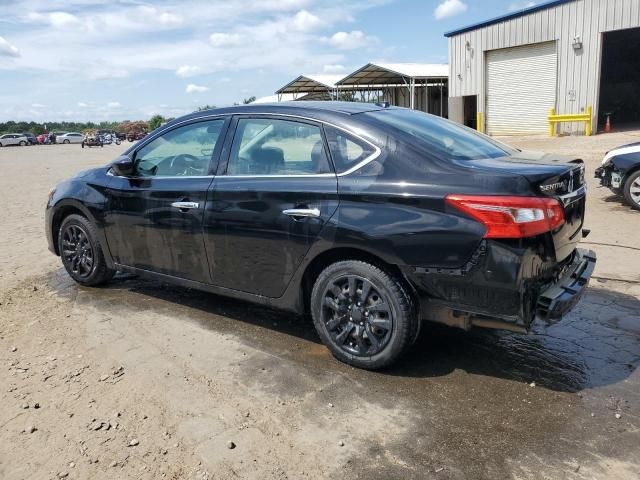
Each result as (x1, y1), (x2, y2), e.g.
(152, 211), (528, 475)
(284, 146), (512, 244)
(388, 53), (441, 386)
(0, 0), (539, 122)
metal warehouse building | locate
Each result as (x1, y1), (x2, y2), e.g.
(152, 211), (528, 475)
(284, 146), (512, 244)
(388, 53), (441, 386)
(446, 0), (640, 135)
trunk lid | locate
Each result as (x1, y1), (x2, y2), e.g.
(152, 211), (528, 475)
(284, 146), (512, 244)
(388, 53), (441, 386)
(466, 151), (587, 262)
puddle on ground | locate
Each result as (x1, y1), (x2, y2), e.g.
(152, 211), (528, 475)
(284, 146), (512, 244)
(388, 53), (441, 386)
(49, 270), (640, 393)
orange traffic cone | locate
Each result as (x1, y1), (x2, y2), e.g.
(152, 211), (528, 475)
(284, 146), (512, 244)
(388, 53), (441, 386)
(604, 113), (612, 133)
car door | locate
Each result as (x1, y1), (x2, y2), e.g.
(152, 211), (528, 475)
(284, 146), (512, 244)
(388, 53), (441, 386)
(103, 117), (229, 283)
(203, 115), (339, 298)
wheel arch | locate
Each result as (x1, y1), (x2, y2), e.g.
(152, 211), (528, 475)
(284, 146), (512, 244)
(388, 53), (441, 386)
(623, 163), (640, 182)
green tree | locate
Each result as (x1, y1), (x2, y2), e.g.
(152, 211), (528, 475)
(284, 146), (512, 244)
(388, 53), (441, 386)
(243, 96), (256, 104)
(195, 105), (216, 112)
(148, 114), (166, 131)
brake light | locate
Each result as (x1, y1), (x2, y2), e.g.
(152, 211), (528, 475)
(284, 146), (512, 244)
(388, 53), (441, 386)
(445, 195), (565, 239)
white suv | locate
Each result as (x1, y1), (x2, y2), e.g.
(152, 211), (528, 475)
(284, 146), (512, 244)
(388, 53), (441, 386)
(0, 134), (28, 147)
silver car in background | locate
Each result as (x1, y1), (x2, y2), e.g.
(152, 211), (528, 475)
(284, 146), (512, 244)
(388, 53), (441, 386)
(56, 132), (85, 144)
(0, 134), (28, 147)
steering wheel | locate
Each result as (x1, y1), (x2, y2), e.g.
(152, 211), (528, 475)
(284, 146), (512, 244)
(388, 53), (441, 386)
(169, 154), (200, 176)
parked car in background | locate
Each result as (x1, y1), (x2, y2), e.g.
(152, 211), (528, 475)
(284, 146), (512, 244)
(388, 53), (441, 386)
(45, 102), (596, 370)
(20, 133), (37, 145)
(126, 131), (147, 142)
(0, 133), (28, 147)
(115, 132), (127, 141)
(595, 142), (640, 210)
(49, 132), (68, 144)
(56, 132), (85, 144)
(82, 134), (103, 148)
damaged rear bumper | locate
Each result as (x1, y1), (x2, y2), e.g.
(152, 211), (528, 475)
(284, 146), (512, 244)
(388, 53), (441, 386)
(536, 248), (596, 323)
(407, 240), (596, 333)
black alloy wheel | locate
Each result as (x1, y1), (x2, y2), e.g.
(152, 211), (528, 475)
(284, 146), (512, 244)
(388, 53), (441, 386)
(311, 260), (418, 370)
(61, 224), (95, 279)
(321, 275), (393, 356)
(58, 214), (115, 286)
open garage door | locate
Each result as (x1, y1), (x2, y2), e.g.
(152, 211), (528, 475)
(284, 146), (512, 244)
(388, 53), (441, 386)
(598, 27), (640, 131)
(486, 42), (557, 135)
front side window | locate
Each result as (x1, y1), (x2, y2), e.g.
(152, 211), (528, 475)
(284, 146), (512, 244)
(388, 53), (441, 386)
(365, 109), (516, 161)
(226, 118), (331, 176)
(134, 119), (225, 177)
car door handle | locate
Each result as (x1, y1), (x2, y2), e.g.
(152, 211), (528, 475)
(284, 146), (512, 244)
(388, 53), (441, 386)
(171, 201), (200, 210)
(282, 208), (321, 218)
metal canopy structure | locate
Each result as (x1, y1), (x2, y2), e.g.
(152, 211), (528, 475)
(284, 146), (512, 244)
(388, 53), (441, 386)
(335, 63), (449, 115)
(275, 74), (344, 101)
(336, 63), (449, 86)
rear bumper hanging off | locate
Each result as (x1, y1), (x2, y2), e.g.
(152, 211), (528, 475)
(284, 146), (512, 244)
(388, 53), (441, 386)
(535, 249), (597, 323)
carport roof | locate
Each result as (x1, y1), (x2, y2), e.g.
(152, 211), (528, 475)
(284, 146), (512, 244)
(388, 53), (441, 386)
(275, 74), (344, 94)
(335, 63), (449, 86)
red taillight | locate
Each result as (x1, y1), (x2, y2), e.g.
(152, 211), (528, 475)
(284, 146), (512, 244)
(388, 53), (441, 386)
(445, 195), (565, 239)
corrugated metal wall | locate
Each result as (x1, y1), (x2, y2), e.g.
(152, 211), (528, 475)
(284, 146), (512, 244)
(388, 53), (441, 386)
(448, 0), (640, 134)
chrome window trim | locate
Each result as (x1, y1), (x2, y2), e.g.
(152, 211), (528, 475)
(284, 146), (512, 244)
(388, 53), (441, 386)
(106, 169), (214, 180)
(132, 112), (381, 179)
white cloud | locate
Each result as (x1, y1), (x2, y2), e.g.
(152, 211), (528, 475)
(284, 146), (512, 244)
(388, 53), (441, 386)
(0, 36), (20, 57)
(87, 67), (129, 80)
(138, 6), (183, 26)
(323, 31), (377, 50)
(107, 102), (121, 108)
(175, 65), (202, 78)
(31, 103), (46, 108)
(209, 32), (242, 47)
(0, 0), (384, 120)
(185, 84), (209, 93)
(508, 1), (536, 11)
(434, 0), (468, 20)
(291, 10), (324, 31)
(49, 11), (82, 28)
(323, 64), (346, 73)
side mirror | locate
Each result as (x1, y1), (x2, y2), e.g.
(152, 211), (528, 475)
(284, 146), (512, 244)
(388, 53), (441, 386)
(111, 154), (134, 177)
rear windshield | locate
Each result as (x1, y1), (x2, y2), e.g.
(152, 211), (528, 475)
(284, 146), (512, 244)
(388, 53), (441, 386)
(365, 109), (516, 161)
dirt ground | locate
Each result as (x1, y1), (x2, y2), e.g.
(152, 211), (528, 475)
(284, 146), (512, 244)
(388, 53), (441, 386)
(0, 132), (639, 480)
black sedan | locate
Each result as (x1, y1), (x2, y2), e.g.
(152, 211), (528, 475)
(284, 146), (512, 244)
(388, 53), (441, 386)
(46, 102), (596, 370)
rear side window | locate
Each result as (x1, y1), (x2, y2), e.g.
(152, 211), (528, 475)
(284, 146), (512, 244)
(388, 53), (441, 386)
(366, 109), (515, 161)
(226, 118), (331, 176)
(324, 127), (376, 174)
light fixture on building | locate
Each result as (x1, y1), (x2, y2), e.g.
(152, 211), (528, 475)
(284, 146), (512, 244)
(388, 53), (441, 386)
(572, 36), (583, 50)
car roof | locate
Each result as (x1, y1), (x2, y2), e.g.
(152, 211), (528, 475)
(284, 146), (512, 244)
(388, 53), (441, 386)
(183, 101), (396, 121)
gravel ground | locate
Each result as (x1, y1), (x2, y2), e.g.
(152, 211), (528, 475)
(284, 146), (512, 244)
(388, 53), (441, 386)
(0, 133), (639, 480)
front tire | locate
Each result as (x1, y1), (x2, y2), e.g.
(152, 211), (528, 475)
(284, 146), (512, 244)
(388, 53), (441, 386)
(19, 141), (26, 146)
(63, 139), (70, 144)
(623, 171), (640, 211)
(311, 260), (418, 370)
(58, 214), (115, 286)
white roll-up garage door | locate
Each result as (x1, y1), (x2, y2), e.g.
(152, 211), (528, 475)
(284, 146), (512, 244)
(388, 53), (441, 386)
(486, 41), (557, 135)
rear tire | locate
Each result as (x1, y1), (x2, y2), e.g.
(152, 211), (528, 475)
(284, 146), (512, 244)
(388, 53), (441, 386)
(623, 170), (640, 211)
(19, 141), (26, 146)
(58, 214), (115, 286)
(310, 260), (418, 370)
(63, 139), (70, 144)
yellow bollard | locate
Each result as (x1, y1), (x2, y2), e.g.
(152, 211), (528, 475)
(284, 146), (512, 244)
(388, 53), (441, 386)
(549, 107), (555, 137)
(585, 105), (592, 136)
(476, 111), (482, 133)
